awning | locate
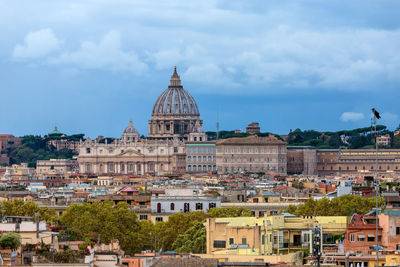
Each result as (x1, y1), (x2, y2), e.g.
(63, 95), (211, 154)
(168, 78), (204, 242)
(367, 234), (375, 237)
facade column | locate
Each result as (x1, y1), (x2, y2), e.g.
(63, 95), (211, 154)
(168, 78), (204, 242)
(134, 163), (138, 175)
(104, 162), (108, 173)
(155, 162), (159, 175)
(116, 162), (120, 174)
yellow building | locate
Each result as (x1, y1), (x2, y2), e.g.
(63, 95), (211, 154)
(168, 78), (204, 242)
(248, 190), (281, 204)
(205, 214), (347, 256)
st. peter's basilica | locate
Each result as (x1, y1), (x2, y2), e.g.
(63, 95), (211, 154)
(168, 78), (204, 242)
(78, 67), (207, 175)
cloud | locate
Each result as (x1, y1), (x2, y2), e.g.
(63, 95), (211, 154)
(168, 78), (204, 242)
(7, 1), (400, 93)
(340, 112), (365, 122)
(49, 31), (147, 74)
(13, 28), (61, 59)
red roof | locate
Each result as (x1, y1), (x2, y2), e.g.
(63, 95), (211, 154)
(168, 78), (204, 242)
(120, 186), (138, 192)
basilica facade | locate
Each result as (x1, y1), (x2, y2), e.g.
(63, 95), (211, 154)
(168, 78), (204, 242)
(78, 68), (205, 175)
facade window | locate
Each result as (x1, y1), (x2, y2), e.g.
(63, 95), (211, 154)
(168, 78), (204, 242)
(188, 165), (192, 171)
(193, 165), (197, 171)
(184, 203), (190, 213)
(109, 164), (114, 172)
(193, 156), (197, 162)
(396, 227), (400, 235)
(357, 234), (365, 242)
(139, 215), (148, 220)
(203, 165), (207, 171)
(209, 202), (216, 209)
(170, 203), (175, 211)
(86, 148), (91, 154)
(155, 217), (163, 222)
(86, 164), (91, 172)
(157, 203), (161, 213)
(187, 156), (191, 162)
(208, 156), (211, 162)
(213, 240), (226, 248)
(262, 235), (265, 245)
(229, 238), (234, 245)
(129, 164), (133, 171)
(350, 233), (355, 242)
(196, 203), (203, 210)
(367, 234), (375, 242)
(242, 238), (247, 245)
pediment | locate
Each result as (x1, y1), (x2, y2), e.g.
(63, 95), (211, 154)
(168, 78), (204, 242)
(119, 149), (144, 157)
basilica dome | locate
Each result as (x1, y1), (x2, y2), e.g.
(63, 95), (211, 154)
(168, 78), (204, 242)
(152, 67), (200, 116)
(148, 67), (203, 139)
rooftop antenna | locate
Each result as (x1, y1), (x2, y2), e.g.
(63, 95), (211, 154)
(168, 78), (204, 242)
(216, 109), (220, 140)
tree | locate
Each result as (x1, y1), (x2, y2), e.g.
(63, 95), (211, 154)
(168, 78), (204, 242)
(60, 201), (141, 255)
(286, 195), (385, 216)
(0, 233), (21, 250)
(207, 207), (251, 218)
(0, 199), (57, 222)
(392, 135), (400, 148)
(328, 133), (343, 148)
(172, 221), (206, 253)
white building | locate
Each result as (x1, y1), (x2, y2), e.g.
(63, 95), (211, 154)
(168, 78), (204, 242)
(151, 188), (221, 214)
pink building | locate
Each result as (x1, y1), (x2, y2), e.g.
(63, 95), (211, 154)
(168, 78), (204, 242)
(378, 209), (400, 251)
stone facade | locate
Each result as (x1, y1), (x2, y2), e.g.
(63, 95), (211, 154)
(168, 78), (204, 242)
(36, 159), (77, 174)
(287, 146), (317, 175)
(216, 135), (287, 175)
(317, 148), (400, 176)
(78, 137), (186, 175)
(246, 122), (260, 134)
(185, 142), (216, 173)
(0, 134), (21, 154)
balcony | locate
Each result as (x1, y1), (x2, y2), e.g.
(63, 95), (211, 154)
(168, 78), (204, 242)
(130, 205), (151, 213)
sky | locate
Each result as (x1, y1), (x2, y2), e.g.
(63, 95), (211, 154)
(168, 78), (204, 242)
(1, 0), (400, 138)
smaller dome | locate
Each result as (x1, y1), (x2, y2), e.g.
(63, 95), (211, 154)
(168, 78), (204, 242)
(124, 120), (139, 134)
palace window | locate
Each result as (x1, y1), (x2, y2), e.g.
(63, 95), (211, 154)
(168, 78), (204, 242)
(155, 217), (163, 222)
(350, 233), (355, 242)
(139, 215), (148, 220)
(86, 148), (91, 154)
